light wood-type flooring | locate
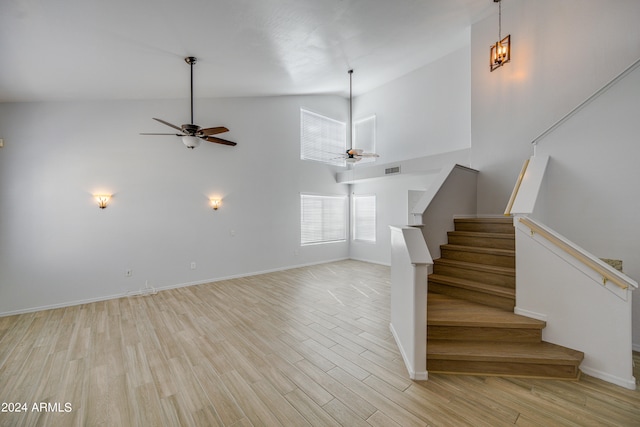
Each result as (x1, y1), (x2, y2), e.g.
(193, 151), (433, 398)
(1, 260), (639, 426)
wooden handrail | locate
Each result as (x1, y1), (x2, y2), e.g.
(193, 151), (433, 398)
(504, 158), (530, 216)
(518, 217), (630, 290)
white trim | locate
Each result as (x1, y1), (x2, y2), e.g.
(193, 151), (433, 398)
(390, 323), (428, 381)
(348, 256), (390, 267)
(579, 366), (636, 390)
(514, 306), (548, 322)
(0, 257), (350, 317)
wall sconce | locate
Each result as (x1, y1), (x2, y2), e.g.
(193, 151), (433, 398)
(210, 198), (221, 210)
(490, 0), (511, 71)
(95, 195), (111, 209)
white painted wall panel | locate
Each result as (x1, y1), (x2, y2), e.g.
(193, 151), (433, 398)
(0, 95), (349, 314)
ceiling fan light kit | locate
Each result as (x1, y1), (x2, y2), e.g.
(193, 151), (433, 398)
(181, 135), (201, 149)
(141, 56), (237, 148)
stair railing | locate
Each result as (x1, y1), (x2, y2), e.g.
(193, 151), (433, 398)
(390, 163), (478, 381)
(507, 154), (638, 389)
(531, 57), (640, 151)
(389, 226), (431, 380)
(504, 158), (529, 216)
(518, 217), (635, 291)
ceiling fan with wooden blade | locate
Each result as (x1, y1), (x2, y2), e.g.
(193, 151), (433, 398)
(141, 57), (237, 149)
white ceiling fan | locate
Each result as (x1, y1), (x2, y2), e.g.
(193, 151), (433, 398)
(343, 69), (379, 164)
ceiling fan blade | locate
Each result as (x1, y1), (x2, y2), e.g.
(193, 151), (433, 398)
(204, 136), (237, 146)
(199, 126), (229, 136)
(153, 118), (183, 132)
(359, 153), (379, 158)
(140, 132), (183, 136)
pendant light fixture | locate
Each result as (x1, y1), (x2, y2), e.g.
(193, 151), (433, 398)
(490, 0), (511, 71)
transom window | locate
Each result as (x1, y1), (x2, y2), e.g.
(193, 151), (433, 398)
(353, 115), (376, 164)
(300, 108), (346, 166)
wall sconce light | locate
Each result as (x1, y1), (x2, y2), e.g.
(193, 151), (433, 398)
(210, 198), (221, 210)
(490, 0), (511, 71)
(95, 195), (111, 209)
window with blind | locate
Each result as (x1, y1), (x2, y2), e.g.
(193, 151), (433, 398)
(353, 115), (376, 164)
(352, 194), (376, 242)
(300, 108), (346, 166)
(300, 194), (347, 245)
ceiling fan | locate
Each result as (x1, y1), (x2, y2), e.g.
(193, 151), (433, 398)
(342, 69), (378, 164)
(141, 56), (236, 149)
(345, 147), (379, 163)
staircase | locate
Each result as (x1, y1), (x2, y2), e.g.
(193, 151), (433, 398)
(426, 217), (584, 379)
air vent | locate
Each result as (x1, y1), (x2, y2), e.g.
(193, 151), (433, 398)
(385, 166), (400, 175)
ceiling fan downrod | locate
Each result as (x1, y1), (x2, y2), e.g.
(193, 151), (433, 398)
(185, 56), (196, 125)
(348, 69), (353, 148)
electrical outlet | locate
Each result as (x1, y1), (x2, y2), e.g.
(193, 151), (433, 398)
(190, 262), (196, 270)
(125, 269), (133, 277)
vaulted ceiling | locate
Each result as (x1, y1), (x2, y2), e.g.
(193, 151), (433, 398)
(0, 0), (494, 102)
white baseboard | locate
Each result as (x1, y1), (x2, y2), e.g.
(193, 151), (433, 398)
(514, 306), (548, 322)
(0, 257), (351, 317)
(389, 323), (428, 381)
(348, 256), (391, 267)
(580, 365), (637, 390)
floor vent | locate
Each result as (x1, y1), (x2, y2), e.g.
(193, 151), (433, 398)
(385, 166), (400, 175)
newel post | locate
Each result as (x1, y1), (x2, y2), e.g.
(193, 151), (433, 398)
(389, 226), (432, 380)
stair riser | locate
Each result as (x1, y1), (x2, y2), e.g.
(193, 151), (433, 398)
(440, 248), (515, 268)
(427, 326), (541, 343)
(429, 283), (515, 310)
(427, 360), (580, 380)
(427, 217), (584, 381)
(447, 234), (515, 250)
(433, 263), (515, 288)
(454, 221), (515, 234)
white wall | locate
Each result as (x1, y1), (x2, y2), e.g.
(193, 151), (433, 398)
(353, 45), (471, 165)
(470, 0), (640, 346)
(349, 173), (440, 265)
(348, 46), (472, 265)
(0, 95), (349, 315)
(471, 0), (640, 212)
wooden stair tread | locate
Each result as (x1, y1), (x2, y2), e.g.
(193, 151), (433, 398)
(453, 217), (515, 234)
(448, 230), (514, 240)
(425, 215), (584, 381)
(427, 293), (543, 329)
(441, 244), (515, 257)
(433, 258), (514, 276)
(454, 217), (514, 223)
(427, 340), (584, 365)
(428, 275), (515, 299)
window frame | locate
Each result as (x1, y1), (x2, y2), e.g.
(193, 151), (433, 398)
(352, 115), (377, 164)
(352, 194), (377, 243)
(300, 193), (348, 246)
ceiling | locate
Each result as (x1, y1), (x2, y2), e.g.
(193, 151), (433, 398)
(0, 0), (495, 102)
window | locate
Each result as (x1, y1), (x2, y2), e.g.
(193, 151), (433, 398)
(300, 108), (346, 166)
(301, 194), (347, 245)
(352, 194), (376, 242)
(353, 115), (376, 164)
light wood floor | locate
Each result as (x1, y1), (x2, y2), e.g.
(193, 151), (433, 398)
(1, 260), (639, 426)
